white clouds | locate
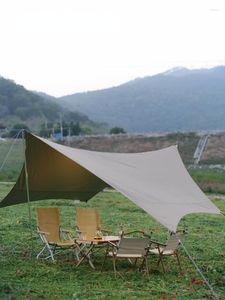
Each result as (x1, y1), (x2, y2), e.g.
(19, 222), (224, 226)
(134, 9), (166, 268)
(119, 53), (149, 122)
(0, 0), (225, 96)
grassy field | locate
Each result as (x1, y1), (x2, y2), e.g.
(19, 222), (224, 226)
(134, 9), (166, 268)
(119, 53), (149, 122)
(0, 140), (23, 181)
(0, 183), (224, 300)
(189, 167), (225, 194)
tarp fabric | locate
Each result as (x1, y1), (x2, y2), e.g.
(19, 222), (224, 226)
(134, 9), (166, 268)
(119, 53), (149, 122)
(0, 132), (220, 232)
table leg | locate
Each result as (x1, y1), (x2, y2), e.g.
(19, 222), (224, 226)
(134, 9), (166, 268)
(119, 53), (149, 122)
(75, 243), (95, 269)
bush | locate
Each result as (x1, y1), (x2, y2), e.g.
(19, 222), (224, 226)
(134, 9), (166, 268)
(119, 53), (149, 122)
(109, 127), (126, 134)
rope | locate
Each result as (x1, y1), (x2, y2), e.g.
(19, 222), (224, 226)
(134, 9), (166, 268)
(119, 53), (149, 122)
(180, 240), (219, 300)
(0, 130), (23, 172)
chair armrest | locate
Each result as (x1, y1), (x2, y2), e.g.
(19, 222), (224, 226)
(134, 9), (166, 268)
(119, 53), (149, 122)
(143, 232), (152, 239)
(61, 229), (75, 234)
(124, 230), (152, 239)
(75, 226), (90, 235)
(123, 230), (145, 236)
(38, 230), (50, 235)
(107, 241), (119, 249)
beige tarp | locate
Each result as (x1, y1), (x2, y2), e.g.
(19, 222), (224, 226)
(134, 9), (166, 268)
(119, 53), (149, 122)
(0, 132), (220, 231)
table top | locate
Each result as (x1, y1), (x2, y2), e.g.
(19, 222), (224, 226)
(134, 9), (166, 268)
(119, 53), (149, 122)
(76, 235), (120, 245)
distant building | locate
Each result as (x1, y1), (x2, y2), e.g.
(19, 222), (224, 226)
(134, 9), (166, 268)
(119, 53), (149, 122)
(51, 132), (63, 140)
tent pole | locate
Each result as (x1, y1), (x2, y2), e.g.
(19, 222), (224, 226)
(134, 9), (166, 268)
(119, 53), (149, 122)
(22, 130), (33, 256)
(180, 240), (219, 300)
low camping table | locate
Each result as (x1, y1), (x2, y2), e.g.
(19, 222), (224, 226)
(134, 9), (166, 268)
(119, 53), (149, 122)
(75, 235), (120, 269)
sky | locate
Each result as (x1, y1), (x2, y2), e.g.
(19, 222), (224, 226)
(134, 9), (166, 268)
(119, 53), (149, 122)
(0, 0), (225, 97)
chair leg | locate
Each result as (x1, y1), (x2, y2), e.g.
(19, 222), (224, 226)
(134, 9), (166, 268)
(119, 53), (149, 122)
(112, 256), (117, 278)
(139, 257), (145, 270)
(36, 245), (47, 259)
(45, 243), (55, 261)
(158, 255), (166, 273)
(74, 245), (80, 261)
(144, 257), (149, 275)
(175, 252), (183, 275)
(101, 245), (109, 272)
(157, 257), (160, 266)
(75, 244), (95, 269)
(101, 253), (108, 272)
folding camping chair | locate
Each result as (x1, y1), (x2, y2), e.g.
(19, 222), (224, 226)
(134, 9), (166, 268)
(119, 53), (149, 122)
(101, 236), (150, 277)
(149, 233), (183, 274)
(76, 207), (110, 240)
(75, 207), (110, 268)
(36, 207), (78, 261)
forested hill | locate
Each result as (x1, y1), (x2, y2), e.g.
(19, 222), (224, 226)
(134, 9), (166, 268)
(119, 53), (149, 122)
(0, 76), (61, 127)
(58, 66), (225, 132)
(0, 76), (107, 133)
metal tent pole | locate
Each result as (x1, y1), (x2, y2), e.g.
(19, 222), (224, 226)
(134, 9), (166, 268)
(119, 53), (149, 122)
(22, 130), (33, 256)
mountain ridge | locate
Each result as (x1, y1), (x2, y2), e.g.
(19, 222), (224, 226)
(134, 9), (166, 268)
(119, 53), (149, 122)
(58, 66), (225, 132)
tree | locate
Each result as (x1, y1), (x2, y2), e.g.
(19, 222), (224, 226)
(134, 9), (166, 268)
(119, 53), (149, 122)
(7, 123), (30, 138)
(70, 122), (81, 136)
(39, 122), (54, 137)
(109, 127), (126, 134)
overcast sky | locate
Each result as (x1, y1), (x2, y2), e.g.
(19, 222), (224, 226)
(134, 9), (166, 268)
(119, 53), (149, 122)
(0, 0), (225, 97)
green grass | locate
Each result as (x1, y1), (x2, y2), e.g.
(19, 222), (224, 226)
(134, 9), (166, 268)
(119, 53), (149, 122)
(0, 184), (224, 300)
(189, 167), (225, 194)
(0, 140), (23, 181)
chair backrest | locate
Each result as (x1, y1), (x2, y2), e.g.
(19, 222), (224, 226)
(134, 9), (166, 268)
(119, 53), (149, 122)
(76, 208), (100, 240)
(36, 207), (61, 243)
(163, 234), (180, 252)
(117, 237), (149, 256)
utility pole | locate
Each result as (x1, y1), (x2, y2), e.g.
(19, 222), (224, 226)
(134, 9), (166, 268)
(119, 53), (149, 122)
(52, 125), (55, 138)
(68, 125), (71, 146)
(60, 113), (63, 141)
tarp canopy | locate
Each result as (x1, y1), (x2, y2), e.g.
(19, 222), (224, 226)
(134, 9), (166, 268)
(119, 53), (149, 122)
(0, 132), (220, 232)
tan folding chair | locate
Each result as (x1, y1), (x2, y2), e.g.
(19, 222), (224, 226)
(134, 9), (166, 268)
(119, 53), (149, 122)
(76, 207), (109, 240)
(149, 233), (183, 274)
(101, 237), (150, 277)
(75, 207), (111, 268)
(36, 207), (78, 261)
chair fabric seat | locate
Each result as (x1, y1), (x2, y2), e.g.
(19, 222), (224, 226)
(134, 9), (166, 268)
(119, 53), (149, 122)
(108, 252), (143, 258)
(149, 248), (174, 255)
(148, 234), (183, 274)
(101, 236), (150, 277)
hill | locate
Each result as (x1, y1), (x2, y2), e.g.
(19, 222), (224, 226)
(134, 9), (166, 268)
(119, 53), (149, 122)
(0, 76), (107, 133)
(0, 76), (61, 128)
(58, 66), (225, 132)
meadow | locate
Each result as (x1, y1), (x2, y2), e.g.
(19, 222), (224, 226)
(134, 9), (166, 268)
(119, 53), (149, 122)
(0, 140), (23, 182)
(0, 183), (224, 300)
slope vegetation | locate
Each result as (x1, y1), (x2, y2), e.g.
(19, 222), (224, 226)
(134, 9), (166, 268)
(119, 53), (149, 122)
(59, 66), (225, 132)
